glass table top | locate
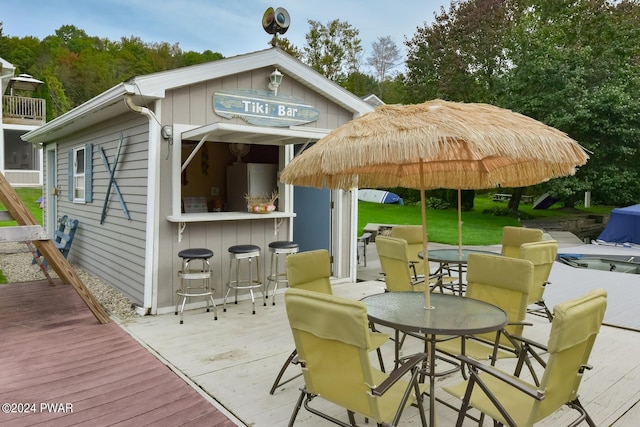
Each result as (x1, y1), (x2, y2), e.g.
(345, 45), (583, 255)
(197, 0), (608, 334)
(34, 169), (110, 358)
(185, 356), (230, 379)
(419, 248), (498, 263)
(362, 292), (507, 336)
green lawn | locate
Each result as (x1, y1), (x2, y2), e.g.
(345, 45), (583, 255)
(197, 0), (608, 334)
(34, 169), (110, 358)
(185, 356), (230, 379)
(0, 187), (44, 225)
(0, 187), (44, 284)
(358, 195), (614, 246)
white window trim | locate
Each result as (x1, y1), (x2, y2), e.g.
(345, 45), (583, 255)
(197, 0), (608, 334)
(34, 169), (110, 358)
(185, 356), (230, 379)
(72, 146), (86, 203)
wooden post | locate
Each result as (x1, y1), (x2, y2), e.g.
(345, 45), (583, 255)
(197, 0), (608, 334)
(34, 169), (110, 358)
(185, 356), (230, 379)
(0, 173), (111, 324)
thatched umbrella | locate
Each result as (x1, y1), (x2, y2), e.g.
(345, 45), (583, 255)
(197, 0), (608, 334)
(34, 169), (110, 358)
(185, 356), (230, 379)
(280, 99), (589, 308)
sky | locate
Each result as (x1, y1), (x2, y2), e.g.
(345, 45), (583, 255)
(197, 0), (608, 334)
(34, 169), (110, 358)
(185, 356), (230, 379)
(2, 0), (450, 67)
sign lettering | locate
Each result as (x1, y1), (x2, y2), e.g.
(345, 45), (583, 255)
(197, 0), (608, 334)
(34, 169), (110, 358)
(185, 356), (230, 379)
(214, 89), (320, 127)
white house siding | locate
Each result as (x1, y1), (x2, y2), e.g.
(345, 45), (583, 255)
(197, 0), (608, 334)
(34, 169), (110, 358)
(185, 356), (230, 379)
(55, 114), (149, 305)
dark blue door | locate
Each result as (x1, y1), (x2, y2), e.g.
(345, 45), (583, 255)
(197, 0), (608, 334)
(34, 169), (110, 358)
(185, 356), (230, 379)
(293, 186), (331, 252)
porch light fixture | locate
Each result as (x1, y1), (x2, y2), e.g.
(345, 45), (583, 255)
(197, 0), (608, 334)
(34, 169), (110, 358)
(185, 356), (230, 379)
(268, 68), (283, 95)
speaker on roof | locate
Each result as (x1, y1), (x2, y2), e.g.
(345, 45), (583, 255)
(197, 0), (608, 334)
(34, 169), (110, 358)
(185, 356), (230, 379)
(274, 7), (290, 34)
(263, 7), (290, 35)
(262, 7), (276, 34)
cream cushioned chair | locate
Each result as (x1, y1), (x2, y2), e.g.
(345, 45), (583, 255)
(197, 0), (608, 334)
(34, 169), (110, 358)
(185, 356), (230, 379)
(443, 288), (607, 427)
(436, 253), (533, 372)
(519, 239), (558, 321)
(269, 249), (388, 395)
(500, 226), (544, 258)
(390, 225), (426, 279)
(285, 288), (428, 427)
(376, 235), (456, 293)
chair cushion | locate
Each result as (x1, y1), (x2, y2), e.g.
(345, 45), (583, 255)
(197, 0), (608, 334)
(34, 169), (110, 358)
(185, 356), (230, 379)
(548, 288), (607, 352)
(286, 250), (332, 294)
(501, 226), (544, 257)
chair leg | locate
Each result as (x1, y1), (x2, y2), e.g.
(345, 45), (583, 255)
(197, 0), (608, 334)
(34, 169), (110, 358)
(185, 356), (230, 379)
(287, 389), (306, 427)
(568, 397), (597, 427)
(540, 300), (553, 322)
(376, 348), (386, 373)
(269, 349), (301, 394)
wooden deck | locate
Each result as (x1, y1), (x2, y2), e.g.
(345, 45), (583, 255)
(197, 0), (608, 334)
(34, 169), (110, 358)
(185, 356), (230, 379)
(0, 279), (240, 426)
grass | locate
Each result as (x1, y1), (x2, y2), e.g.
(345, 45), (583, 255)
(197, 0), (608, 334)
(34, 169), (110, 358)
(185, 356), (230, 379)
(358, 194), (614, 246)
(0, 187), (44, 284)
(0, 187), (44, 226)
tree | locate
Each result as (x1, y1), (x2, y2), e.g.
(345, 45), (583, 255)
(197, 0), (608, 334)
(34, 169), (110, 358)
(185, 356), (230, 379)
(404, 0), (640, 208)
(404, 0), (517, 105)
(501, 0), (640, 206)
(367, 36), (401, 84)
(272, 37), (302, 59)
(303, 19), (362, 82)
(182, 50), (224, 67)
(341, 71), (378, 98)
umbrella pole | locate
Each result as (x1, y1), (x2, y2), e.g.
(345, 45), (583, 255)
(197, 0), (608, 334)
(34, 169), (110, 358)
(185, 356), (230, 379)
(420, 160), (433, 309)
(458, 189), (463, 257)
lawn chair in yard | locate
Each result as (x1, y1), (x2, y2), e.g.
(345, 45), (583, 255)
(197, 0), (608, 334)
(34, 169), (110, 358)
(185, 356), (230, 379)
(284, 288), (428, 427)
(519, 239), (558, 321)
(390, 225), (426, 280)
(375, 235), (456, 293)
(269, 249), (388, 395)
(500, 226), (544, 258)
(443, 288), (607, 427)
(435, 253), (533, 378)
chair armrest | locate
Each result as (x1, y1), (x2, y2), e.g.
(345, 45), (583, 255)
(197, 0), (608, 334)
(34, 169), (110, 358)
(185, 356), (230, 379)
(510, 334), (548, 352)
(456, 355), (545, 400)
(371, 352), (428, 396)
(507, 321), (533, 327)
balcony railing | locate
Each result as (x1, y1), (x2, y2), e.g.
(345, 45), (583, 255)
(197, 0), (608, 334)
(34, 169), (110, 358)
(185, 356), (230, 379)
(2, 95), (45, 125)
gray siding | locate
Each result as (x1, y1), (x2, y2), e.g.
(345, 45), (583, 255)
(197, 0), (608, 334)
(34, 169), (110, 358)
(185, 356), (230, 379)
(151, 67), (356, 310)
(162, 67), (353, 128)
(56, 114), (149, 305)
(157, 218), (289, 310)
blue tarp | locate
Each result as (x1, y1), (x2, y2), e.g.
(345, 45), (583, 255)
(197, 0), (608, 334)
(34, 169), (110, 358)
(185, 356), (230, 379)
(597, 204), (640, 244)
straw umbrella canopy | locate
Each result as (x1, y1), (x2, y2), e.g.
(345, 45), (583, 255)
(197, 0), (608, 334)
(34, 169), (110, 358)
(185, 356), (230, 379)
(280, 99), (589, 308)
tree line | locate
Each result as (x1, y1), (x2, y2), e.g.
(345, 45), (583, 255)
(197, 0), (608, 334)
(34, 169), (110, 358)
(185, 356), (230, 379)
(1, 0), (639, 207)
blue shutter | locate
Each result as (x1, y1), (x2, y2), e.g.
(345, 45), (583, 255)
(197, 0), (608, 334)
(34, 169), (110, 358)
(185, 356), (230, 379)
(85, 143), (93, 203)
(68, 150), (73, 201)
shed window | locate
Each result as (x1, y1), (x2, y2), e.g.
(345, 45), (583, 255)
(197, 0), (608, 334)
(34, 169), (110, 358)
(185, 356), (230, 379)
(73, 147), (85, 200)
(68, 144), (93, 203)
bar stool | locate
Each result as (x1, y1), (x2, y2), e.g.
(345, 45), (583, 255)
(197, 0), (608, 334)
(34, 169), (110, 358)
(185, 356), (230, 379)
(223, 244), (264, 314)
(175, 248), (216, 324)
(266, 241), (299, 305)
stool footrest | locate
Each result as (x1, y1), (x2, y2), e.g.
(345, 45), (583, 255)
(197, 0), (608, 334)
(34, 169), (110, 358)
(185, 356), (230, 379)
(177, 290), (213, 297)
(179, 270), (212, 280)
(227, 280), (262, 290)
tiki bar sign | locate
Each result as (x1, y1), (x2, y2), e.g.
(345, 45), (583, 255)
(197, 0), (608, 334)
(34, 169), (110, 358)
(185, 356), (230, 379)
(213, 89), (320, 127)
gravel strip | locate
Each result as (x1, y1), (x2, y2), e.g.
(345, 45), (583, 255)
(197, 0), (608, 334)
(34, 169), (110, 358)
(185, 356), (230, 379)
(0, 242), (139, 322)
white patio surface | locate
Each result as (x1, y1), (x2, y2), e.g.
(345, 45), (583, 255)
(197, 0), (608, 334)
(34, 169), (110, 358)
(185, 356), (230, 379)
(121, 234), (640, 426)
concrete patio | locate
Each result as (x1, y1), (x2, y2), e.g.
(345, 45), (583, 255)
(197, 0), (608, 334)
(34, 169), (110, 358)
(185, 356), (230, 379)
(120, 231), (640, 426)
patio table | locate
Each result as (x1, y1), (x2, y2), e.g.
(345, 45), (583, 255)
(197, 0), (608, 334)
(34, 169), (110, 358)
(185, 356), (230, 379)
(362, 291), (507, 426)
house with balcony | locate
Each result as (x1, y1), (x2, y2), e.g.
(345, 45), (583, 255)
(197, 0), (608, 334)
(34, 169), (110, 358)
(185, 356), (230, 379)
(1, 57), (44, 187)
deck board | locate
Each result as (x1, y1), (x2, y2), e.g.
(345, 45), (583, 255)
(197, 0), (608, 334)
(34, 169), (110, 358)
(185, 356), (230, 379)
(0, 279), (239, 426)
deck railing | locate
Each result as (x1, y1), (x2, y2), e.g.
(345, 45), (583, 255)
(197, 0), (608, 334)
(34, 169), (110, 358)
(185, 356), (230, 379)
(2, 95), (45, 125)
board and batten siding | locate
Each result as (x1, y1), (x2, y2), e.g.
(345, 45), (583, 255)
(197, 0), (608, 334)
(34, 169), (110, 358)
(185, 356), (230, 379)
(156, 217), (290, 312)
(162, 67), (353, 130)
(149, 67), (357, 311)
(55, 115), (149, 305)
